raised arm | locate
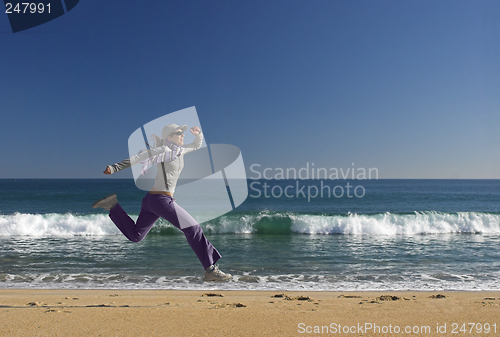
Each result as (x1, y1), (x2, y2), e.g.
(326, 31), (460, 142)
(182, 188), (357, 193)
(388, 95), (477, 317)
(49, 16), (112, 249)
(183, 126), (204, 154)
(104, 158), (131, 174)
(104, 145), (174, 174)
(103, 126), (203, 175)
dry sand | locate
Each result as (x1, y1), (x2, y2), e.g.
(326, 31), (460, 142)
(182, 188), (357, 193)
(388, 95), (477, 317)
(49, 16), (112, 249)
(1, 289), (499, 336)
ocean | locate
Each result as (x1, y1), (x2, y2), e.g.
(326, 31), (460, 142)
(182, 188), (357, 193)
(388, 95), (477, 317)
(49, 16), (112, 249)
(1, 179), (499, 291)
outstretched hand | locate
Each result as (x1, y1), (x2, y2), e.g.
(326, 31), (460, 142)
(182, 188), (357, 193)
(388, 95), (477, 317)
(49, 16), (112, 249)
(103, 166), (111, 175)
(190, 126), (201, 135)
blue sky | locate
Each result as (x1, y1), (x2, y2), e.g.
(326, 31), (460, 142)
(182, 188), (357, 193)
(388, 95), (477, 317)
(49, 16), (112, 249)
(1, 0), (499, 178)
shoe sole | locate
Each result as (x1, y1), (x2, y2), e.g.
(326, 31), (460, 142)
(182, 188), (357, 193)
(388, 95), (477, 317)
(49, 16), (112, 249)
(92, 194), (117, 208)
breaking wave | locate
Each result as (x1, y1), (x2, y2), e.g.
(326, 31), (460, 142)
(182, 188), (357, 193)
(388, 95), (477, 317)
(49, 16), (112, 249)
(1, 211), (500, 236)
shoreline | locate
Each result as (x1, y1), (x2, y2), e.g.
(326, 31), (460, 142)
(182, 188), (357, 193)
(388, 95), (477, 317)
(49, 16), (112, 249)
(1, 289), (499, 336)
(1, 288), (500, 292)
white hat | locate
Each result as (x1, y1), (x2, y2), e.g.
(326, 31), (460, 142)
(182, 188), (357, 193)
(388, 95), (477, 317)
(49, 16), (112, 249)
(162, 124), (188, 139)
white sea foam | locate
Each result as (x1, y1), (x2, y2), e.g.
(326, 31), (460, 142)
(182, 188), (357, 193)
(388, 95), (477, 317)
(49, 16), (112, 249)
(2, 271), (500, 291)
(209, 211), (500, 235)
(0, 213), (121, 236)
(289, 212), (500, 235)
(0, 211), (499, 236)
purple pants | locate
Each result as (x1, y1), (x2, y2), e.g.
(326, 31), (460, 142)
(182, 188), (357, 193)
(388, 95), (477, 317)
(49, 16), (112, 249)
(109, 193), (221, 269)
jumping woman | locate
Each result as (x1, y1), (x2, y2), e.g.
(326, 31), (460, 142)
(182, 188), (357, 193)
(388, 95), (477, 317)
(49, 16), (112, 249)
(92, 124), (232, 281)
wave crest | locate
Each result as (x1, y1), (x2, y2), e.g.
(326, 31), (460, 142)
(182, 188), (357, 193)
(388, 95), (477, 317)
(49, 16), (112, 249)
(1, 211), (499, 236)
(202, 211), (500, 235)
(0, 213), (119, 236)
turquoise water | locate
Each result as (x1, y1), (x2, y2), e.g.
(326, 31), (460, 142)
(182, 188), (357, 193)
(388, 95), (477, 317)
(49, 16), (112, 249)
(1, 179), (499, 291)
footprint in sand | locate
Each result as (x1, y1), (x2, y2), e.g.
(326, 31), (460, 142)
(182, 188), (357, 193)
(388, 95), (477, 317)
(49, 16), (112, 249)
(202, 293), (224, 297)
(429, 294), (446, 299)
(271, 294), (312, 301)
(212, 303), (246, 309)
(27, 301), (46, 307)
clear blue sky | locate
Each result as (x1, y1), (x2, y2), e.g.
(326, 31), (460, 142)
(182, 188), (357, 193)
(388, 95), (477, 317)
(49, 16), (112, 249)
(1, 0), (499, 178)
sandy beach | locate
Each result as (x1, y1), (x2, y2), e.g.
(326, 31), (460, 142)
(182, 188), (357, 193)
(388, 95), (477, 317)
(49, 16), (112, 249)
(1, 290), (499, 336)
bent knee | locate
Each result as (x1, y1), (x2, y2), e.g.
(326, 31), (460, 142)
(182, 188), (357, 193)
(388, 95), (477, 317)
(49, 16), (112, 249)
(182, 224), (203, 234)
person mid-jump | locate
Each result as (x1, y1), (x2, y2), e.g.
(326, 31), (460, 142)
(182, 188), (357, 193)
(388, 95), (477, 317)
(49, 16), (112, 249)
(92, 124), (232, 281)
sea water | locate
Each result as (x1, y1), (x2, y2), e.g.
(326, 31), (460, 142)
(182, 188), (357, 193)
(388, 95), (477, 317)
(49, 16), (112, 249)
(0, 179), (499, 291)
